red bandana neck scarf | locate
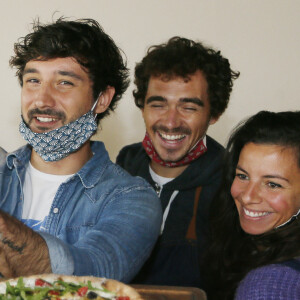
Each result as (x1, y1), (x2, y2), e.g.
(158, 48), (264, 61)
(142, 132), (207, 168)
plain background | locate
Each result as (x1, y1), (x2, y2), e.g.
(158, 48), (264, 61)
(0, 0), (299, 161)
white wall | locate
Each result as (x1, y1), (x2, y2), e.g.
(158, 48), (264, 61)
(0, 0), (299, 161)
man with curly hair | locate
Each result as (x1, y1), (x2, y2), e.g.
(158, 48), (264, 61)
(0, 18), (162, 281)
(117, 37), (239, 288)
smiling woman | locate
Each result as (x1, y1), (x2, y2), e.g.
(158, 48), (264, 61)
(205, 110), (300, 300)
(231, 143), (300, 235)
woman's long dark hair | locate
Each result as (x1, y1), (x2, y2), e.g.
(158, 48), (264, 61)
(205, 110), (300, 300)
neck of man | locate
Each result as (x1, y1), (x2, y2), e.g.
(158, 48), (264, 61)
(150, 159), (189, 178)
(30, 141), (93, 175)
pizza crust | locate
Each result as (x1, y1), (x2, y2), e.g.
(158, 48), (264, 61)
(0, 274), (143, 299)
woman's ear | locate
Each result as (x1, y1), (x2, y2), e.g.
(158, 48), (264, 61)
(94, 86), (116, 114)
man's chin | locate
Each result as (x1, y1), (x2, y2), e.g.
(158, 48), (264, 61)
(157, 152), (187, 164)
(31, 127), (54, 134)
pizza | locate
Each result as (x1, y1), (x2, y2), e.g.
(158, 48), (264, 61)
(0, 274), (143, 299)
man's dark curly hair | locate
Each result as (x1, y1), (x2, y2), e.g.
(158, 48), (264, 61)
(133, 37), (239, 119)
(9, 17), (129, 123)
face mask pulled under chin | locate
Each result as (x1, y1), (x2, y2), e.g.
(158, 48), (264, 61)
(19, 104), (98, 162)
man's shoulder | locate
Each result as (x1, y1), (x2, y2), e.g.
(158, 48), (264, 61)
(116, 142), (149, 176)
(84, 142), (149, 189)
(0, 145), (30, 167)
(0, 145), (31, 167)
(0, 147), (8, 169)
(91, 143), (150, 191)
(206, 135), (225, 155)
(117, 142), (144, 161)
(102, 159), (148, 187)
(0, 147), (8, 157)
(90, 159), (158, 208)
(187, 135), (224, 170)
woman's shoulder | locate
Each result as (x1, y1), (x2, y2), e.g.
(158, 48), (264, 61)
(235, 258), (300, 300)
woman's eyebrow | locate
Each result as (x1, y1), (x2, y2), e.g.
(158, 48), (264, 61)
(263, 174), (290, 183)
(236, 165), (248, 174)
(236, 165), (290, 183)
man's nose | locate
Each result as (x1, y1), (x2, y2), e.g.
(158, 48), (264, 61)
(241, 182), (262, 204)
(163, 107), (181, 129)
(34, 84), (56, 108)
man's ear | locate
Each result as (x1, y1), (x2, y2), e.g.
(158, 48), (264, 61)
(94, 86), (115, 114)
(209, 115), (220, 125)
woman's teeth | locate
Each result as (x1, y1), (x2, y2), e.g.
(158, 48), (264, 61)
(243, 207), (270, 217)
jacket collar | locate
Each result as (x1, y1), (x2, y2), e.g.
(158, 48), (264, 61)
(76, 141), (110, 188)
(6, 144), (32, 169)
(6, 142), (110, 189)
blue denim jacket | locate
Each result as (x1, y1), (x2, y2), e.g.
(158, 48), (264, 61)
(0, 141), (162, 282)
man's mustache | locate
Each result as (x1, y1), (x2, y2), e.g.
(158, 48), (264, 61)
(152, 125), (191, 135)
(27, 108), (66, 122)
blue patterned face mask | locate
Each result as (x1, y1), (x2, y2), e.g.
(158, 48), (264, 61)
(19, 99), (99, 162)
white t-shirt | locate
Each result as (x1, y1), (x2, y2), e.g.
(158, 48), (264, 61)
(149, 166), (173, 193)
(22, 162), (73, 231)
(149, 166), (178, 233)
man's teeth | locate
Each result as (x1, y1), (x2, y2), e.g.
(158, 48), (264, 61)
(37, 117), (56, 122)
(160, 132), (186, 141)
(244, 208), (270, 217)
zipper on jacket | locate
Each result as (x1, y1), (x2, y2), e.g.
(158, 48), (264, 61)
(154, 183), (162, 197)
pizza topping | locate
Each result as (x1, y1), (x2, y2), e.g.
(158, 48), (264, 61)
(35, 278), (52, 287)
(1, 277), (124, 299)
(49, 290), (61, 296)
(86, 291), (98, 299)
(77, 286), (88, 296)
